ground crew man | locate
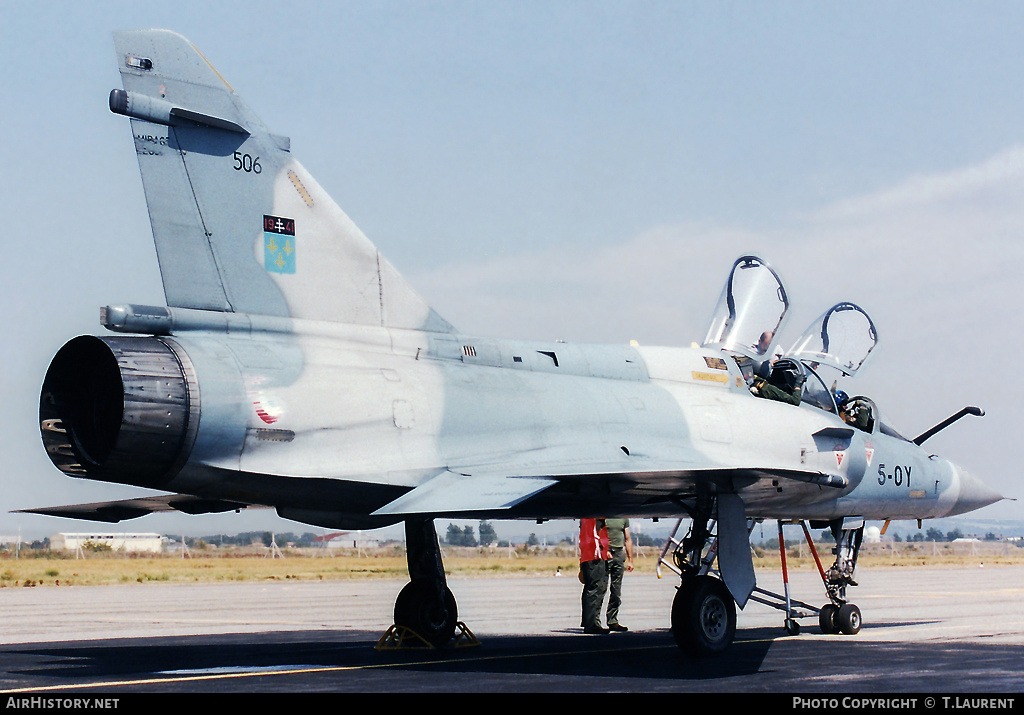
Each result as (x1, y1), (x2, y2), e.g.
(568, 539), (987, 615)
(579, 518), (611, 634)
(604, 518), (634, 631)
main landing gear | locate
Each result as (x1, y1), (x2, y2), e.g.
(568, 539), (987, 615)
(377, 518), (479, 650)
(658, 506), (867, 656)
(658, 495), (739, 657)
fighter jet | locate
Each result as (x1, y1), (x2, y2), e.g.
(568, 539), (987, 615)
(23, 30), (1005, 657)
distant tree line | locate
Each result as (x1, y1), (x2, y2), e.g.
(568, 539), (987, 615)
(442, 522), (667, 549)
(902, 528), (965, 542)
(172, 532), (322, 548)
(443, 521), (498, 547)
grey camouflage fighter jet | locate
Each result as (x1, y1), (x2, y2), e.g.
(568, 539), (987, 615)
(24, 30), (1005, 657)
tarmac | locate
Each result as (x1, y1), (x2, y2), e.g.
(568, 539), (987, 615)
(0, 564), (1021, 695)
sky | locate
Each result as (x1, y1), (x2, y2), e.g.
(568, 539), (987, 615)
(2, 1), (1022, 542)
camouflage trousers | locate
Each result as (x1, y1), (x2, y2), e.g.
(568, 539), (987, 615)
(607, 547), (627, 626)
(580, 559), (608, 629)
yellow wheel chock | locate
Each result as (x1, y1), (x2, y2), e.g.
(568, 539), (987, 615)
(375, 621), (480, 650)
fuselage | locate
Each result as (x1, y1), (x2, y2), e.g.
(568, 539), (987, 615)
(41, 305), (997, 531)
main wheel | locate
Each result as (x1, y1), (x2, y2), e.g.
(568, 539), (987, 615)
(837, 603), (862, 635)
(819, 603), (839, 634)
(671, 575), (736, 657)
(394, 580), (458, 646)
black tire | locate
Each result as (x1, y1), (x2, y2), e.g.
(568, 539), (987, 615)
(819, 603), (839, 634)
(671, 576), (736, 657)
(785, 618), (801, 636)
(837, 603), (862, 635)
(394, 580), (458, 646)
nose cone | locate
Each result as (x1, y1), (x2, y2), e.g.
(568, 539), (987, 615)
(949, 464), (1005, 516)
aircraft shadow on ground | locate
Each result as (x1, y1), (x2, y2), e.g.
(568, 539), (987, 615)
(3, 628), (776, 684)
(394, 628), (780, 681)
(4, 628), (1022, 692)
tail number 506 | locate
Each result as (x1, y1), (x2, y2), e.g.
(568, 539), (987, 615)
(233, 152), (262, 174)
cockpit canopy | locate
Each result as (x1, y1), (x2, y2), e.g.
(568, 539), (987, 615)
(702, 256), (789, 361)
(704, 256), (883, 427)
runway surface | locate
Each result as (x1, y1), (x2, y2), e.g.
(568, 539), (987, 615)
(0, 565), (1021, 694)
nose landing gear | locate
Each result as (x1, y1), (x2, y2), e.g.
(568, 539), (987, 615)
(748, 518), (865, 636)
(818, 518), (864, 635)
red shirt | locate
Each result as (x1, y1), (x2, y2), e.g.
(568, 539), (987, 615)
(579, 519), (610, 563)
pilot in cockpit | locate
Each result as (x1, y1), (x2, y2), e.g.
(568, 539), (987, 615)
(836, 391), (872, 431)
(755, 331), (783, 362)
(749, 357), (805, 406)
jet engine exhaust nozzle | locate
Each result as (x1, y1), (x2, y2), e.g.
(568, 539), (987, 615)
(39, 335), (199, 488)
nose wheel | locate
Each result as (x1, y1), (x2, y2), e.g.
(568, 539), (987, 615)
(837, 603), (862, 634)
(818, 601), (861, 635)
(819, 603), (839, 633)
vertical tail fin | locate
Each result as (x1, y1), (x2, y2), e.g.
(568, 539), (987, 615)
(111, 29), (453, 333)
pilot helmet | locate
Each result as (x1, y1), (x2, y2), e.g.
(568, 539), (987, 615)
(834, 390), (849, 408)
(768, 358), (804, 391)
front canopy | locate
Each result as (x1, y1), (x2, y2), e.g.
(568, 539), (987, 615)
(702, 256), (789, 360)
